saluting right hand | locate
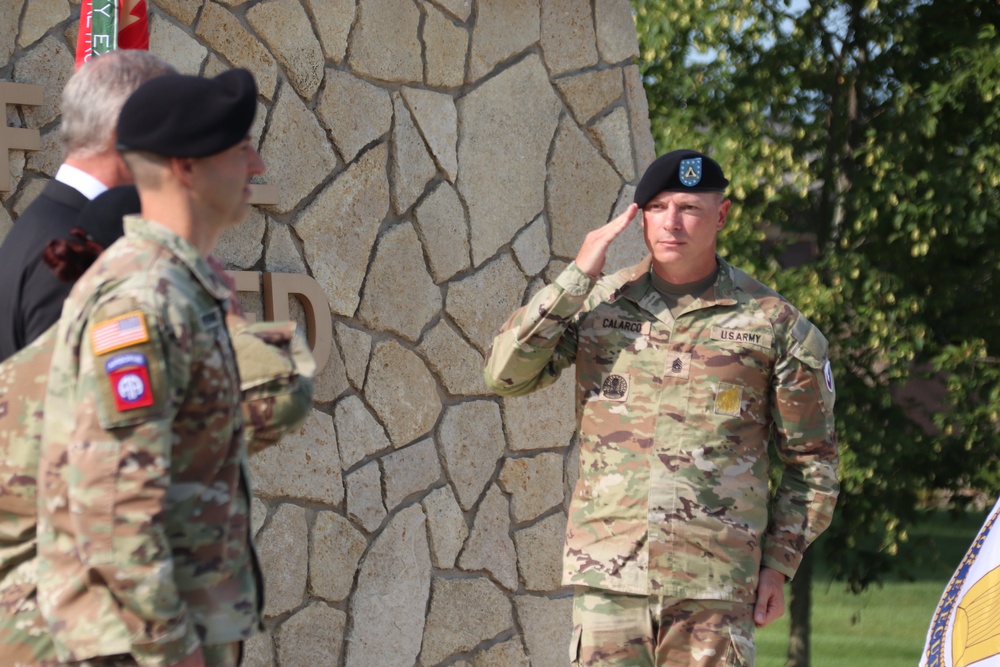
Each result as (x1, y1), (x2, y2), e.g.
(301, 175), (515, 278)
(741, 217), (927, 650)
(574, 203), (639, 278)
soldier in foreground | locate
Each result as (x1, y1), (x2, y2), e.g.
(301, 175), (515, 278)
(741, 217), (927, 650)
(36, 69), (267, 667)
(0, 189), (315, 666)
(484, 150), (840, 666)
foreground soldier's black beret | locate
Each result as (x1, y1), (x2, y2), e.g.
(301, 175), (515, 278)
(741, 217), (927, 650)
(634, 149), (729, 207)
(116, 69), (257, 158)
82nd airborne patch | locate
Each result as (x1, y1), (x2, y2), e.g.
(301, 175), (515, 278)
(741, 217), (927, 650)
(105, 352), (155, 411)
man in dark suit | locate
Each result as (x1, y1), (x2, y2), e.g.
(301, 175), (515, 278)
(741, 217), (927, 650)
(0, 50), (174, 361)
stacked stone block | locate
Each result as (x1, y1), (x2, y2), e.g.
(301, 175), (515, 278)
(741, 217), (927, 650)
(1, 0), (656, 664)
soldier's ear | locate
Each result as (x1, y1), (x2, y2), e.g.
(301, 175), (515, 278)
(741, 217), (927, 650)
(716, 198), (731, 230)
(171, 156), (197, 186)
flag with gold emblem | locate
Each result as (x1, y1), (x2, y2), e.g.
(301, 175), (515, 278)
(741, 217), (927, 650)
(922, 496), (1000, 667)
(74, 0), (149, 70)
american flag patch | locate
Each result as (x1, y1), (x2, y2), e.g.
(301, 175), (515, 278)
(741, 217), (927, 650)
(90, 311), (150, 355)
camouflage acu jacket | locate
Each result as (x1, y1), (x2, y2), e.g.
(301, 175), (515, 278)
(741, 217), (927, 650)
(484, 257), (839, 602)
(37, 217), (263, 666)
(0, 329), (56, 666)
(0, 318), (312, 667)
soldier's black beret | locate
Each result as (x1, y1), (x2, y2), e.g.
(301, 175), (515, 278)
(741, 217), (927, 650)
(116, 69), (257, 158)
(634, 149), (729, 207)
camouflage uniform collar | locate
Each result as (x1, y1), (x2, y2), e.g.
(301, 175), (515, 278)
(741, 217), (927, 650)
(611, 255), (739, 319)
(699, 256), (740, 307)
(604, 255), (654, 297)
(123, 215), (232, 302)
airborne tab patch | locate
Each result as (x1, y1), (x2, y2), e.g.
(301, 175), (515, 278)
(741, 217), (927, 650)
(711, 327), (773, 349)
(91, 311), (150, 355)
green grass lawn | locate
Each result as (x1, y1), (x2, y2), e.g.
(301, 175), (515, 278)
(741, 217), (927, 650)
(756, 508), (990, 667)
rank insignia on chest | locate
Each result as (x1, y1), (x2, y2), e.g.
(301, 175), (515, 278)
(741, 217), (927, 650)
(664, 352), (692, 380)
(91, 311), (150, 355)
(105, 352), (156, 411)
(599, 373), (630, 402)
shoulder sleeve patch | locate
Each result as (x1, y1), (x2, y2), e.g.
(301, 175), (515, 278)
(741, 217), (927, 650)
(87, 309), (170, 429)
(90, 311), (150, 355)
(104, 352), (156, 411)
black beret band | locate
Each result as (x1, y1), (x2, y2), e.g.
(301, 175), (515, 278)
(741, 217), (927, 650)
(634, 149), (729, 208)
(116, 69), (257, 158)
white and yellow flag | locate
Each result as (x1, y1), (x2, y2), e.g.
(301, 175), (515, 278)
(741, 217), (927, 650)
(922, 496), (1000, 667)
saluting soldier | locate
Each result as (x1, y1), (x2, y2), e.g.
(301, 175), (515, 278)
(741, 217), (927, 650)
(36, 69), (268, 667)
(484, 149), (840, 667)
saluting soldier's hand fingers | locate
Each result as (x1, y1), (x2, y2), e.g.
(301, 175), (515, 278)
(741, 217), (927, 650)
(608, 203), (639, 234)
(575, 204), (640, 277)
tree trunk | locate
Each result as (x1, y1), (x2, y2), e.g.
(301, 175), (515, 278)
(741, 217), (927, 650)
(786, 548), (814, 667)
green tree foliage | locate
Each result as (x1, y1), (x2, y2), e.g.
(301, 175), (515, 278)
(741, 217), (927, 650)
(632, 0), (1000, 598)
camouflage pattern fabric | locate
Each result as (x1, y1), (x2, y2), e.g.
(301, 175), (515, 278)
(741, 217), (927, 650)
(37, 216), (263, 667)
(484, 256), (839, 602)
(0, 316), (313, 665)
(227, 316), (315, 454)
(570, 587), (755, 666)
(0, 328), (58, 666)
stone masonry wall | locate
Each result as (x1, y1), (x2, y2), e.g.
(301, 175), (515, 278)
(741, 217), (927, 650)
(2, 1), (657, 664)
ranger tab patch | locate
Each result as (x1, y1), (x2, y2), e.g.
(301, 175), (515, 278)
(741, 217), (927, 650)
(105, 352), (155, 412)
(91, 311), (150, 355)
(711, 327), (773, 349)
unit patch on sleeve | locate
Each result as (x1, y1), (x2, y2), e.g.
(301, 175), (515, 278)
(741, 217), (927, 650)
(91, 311), (150, 355)
(105, 352), (156, 412)
(823, 359), (835, 393)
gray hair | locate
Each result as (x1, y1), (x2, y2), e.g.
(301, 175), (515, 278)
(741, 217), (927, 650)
(60, 50), (176, 158)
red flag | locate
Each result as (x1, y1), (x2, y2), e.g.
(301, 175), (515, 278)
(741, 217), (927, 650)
(73, 0), (95, 69)
(74, 0), (150, 70)
(118, 0), (150, 51)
